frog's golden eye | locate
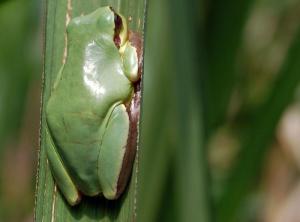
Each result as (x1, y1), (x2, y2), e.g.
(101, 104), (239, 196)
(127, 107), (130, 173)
(113, 12), (123, 48)
(110, 7), (128, 49)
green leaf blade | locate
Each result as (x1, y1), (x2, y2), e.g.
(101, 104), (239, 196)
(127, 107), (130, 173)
(35, 1), (147, 221)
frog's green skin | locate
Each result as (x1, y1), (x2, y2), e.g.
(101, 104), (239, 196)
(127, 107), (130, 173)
(45, 6), (140, 205)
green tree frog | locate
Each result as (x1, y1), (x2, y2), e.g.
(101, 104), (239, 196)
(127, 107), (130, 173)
(45, 6), (142, 205)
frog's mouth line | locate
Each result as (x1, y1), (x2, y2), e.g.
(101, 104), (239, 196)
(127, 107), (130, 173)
(110, 7), (128, 49)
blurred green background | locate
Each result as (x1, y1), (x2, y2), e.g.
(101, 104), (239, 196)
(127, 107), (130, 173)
(1, 0), (300, 221)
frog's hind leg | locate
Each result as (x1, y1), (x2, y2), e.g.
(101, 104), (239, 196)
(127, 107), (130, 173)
(45, 128), (81, 205)
(53, 66), (64, 90)
(98, 104), (133, 199)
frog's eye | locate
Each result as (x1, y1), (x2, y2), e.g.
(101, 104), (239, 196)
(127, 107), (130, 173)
(110, 8), (128, 49)
(113, 13), (122, 48)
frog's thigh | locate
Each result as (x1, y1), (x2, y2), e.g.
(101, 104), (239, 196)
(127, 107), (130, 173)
(45, 128), (81, 205)
(98, 104), (130, 199)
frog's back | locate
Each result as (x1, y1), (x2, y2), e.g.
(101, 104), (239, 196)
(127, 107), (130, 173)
(45, 7), (132, 195)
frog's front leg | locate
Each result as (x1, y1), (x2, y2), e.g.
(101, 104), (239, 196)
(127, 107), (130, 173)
(121, 41), (140, 82)
(45, 128), (81, 205)
(98, 104), (132, 199)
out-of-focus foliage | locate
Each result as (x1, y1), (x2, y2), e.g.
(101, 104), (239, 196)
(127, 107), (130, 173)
(1, 0), (300, 221)
(138, 0), (209, 221)
(0, 0), (41, 221)
(139, 0), (300, 221)
(0, 0), (40, 151)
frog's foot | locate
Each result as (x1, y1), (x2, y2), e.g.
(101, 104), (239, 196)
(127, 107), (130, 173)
(46, 128), (81, 205)
(120, 40), (140, 83)
(98, 104), (134, 199)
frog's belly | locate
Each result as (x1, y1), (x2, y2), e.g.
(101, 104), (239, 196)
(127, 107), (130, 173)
(48, 112), (105, 196)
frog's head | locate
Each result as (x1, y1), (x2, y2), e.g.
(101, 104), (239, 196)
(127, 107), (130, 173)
(67, 6), (128, 48)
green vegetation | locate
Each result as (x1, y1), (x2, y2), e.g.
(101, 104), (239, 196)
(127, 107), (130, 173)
(35, 1), (146, 222)
(0, 0), (300, 221)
